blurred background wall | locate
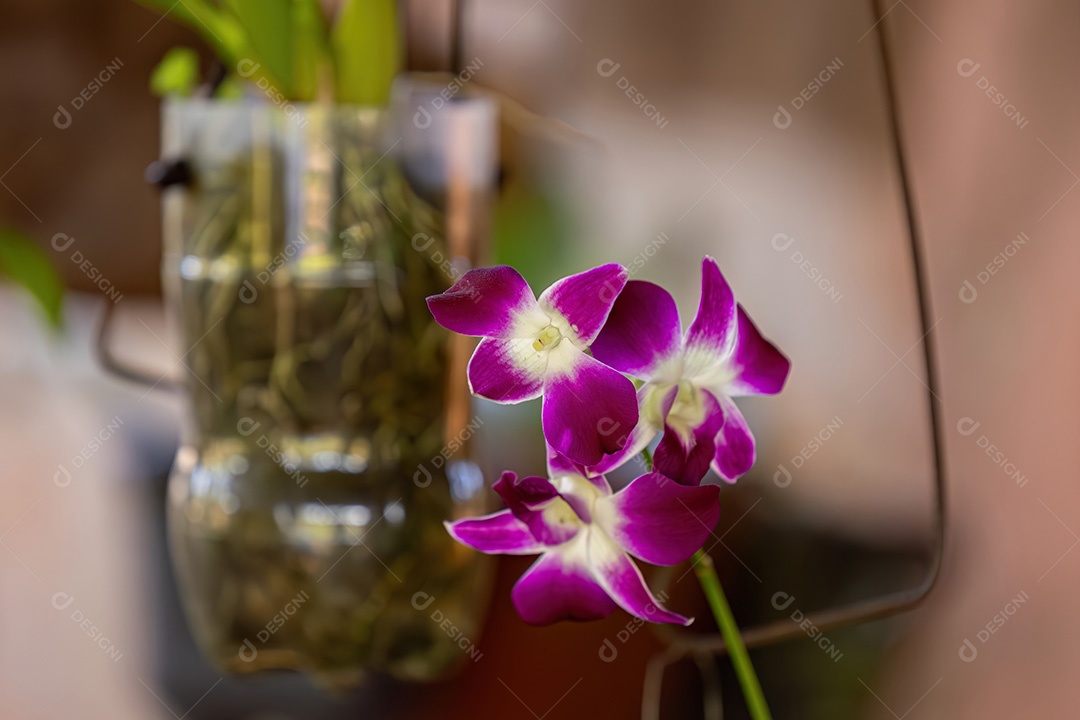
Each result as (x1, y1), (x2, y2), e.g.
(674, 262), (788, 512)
(0, 0), (1077, 717)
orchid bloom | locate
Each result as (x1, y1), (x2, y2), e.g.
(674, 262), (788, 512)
(590, 257), (790, 485)
(427, 264), (638, 466)
(445, 452), (720, 625)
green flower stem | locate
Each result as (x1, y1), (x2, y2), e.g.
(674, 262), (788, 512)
(691, 549), (772, 720)
(637, 448), (770, 716)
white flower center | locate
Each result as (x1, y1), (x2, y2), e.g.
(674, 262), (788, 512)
(532, 324), (565, 352)
(541, 498), (584, 531)
(671, 381), (707, 424)
(553, 473), (603, 524)
(643, 380), (708, 440)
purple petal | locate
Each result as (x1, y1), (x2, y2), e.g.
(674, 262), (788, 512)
(590, 383), (675, 476)
(546, 447), (587, 479)
(467, 337), (546, 404)
(547, 448), (612, 496)
(726, 305), (791, 396)
(444, 510), (544, 555)
(538, 263), (628, 345)
(590, 280), (682, 379)
(493, 471), (559, 510)
(654, 390), (725, 486)
(427, 265), (545, 338)
(542, 345), (639, 466)
(512, 551), (618, 625)
(712, 397), (756, 483)
(682, 257), (737, 379)
(589, 533), (691, 625)
(603, 473), (720, 566)
(494, 471), (580, 545)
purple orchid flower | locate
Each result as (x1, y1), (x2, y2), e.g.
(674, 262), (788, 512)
(590, 256), (790, 485)
(445, 452), (720, 626)
(427, 264), (638, 466)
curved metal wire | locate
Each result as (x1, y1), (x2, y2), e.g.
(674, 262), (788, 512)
(95, 300), (182, 391)
(648, 0), (947, 660)
(643, 647), (725, 720)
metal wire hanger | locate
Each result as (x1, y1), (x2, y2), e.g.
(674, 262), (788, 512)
(643, 0), (947, 712)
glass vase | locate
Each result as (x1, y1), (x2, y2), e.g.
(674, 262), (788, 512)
(158, 97), (495, 688)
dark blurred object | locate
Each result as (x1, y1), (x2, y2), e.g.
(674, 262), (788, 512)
(144, 158), (192, 189)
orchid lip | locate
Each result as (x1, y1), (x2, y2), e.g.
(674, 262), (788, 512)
(554, 474), (602, 524)
(671, 381), (707, 424)
(540, 500), (585, 541)
(446, 468), (716, 626)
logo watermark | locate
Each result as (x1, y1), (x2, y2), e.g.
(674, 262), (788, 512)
(958, 590), (1029, 662)
(598, 592), (671, 661)
(597, 233), (671, 305)
(54, 415), (124, 487)
(51, 591), (123, 661)
(774, 57), (844, 130)
(597, 59), (669, 130)
(53, 57), (124, 129)
(773, 416), (843, 487)
(626, 232), (670, 278)
(413, 58), (485, 129)
(772, 233), (842, 303)
(411, 591), (483, 661)
(957, 59), (1029, 130)
(237, 418), (310, 487)
(237, 60), (307, 127)
(51, 233), (123, 304)
(414, 416), (484, 487)
(239, 590), (310, 662)
(771, 591), (843, 661)
(956, 417), (1027, 487)
(958, 231), (1029, 304)
(411, 233), (471, 286)
(239, 234), (305, 303)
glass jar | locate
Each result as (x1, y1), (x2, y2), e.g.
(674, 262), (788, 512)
(158, 97), (495, 688)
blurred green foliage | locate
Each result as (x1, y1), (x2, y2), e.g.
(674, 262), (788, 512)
(135, 0), (399, 104)
(492, 183), (574, 291)
(150, 47), (201, 97)
(0, 230), (64, 329)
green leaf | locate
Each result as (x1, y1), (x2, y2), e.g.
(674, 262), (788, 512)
(224, 0), (294, 96)
(215, 74), (245, 100)
(292, 0), (329, 102)
(150, 47), (201, 97)
(0, 230), (64, 329)
(331, 0), (401, 105)
(132, 0), (249, 72)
